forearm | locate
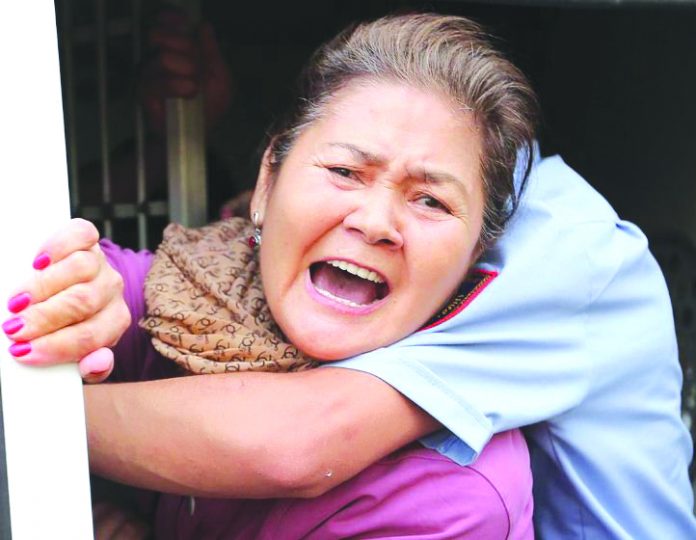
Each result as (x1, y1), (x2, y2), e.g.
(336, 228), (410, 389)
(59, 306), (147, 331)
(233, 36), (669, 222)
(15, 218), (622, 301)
(84, 368), (439, 498)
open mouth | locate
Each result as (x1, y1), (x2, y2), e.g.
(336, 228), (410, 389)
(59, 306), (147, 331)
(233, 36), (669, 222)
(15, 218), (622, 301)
(309, 260), (390, 308)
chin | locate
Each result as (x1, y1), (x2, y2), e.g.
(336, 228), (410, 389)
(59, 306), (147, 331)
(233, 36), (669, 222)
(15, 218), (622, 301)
(294, 338), (361, 362)
(285, 324), (377, 362)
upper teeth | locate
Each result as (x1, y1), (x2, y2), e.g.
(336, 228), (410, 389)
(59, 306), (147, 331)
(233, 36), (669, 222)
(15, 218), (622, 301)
(326, 260), (384, 284)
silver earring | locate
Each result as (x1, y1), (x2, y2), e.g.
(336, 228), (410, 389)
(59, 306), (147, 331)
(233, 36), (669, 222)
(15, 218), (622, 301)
(248, 211), (262, 248)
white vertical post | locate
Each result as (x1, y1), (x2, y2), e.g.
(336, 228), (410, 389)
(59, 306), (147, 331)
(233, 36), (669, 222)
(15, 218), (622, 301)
(0, 2), (94, 539)
(166, 0), (208, 227)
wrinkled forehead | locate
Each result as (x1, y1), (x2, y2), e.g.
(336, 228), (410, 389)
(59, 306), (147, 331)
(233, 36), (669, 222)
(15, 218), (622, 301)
(302, 81), (483, 180)
(322, 77), (476, 126)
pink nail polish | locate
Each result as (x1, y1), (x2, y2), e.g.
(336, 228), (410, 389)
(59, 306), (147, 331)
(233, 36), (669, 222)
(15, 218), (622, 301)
(32, 252), (51, 270)
(7, 292), (31, 314)
(2, 317), (24, 336)
(9, 342), (31, 358)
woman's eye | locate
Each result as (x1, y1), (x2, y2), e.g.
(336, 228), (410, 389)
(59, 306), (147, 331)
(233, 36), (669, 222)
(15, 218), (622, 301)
(416, 195), (450, 213)
(328, 167), (354, 178)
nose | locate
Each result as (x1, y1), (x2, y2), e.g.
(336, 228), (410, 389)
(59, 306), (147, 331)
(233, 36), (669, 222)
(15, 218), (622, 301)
(342, 187), (404, 249)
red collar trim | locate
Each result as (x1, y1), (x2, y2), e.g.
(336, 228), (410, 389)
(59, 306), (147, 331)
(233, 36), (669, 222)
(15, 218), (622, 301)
(419, 268), (498, 331)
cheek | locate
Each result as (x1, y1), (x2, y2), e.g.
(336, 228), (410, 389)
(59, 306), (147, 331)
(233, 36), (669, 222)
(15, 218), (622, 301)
(258, 174), (338, 307)
(413, 230), (478, 297)
(430, 251), (470, 290)
(267, 170), (351, 245)
(411, 187), (484, 283)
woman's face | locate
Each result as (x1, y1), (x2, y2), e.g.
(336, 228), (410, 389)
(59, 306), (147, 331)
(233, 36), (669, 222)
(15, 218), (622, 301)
(252, 81), (485, 360)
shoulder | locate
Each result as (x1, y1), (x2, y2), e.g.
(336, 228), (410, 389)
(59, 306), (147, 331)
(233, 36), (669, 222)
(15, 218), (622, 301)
(477, 154), (663, 316)
(522, 154), (618, 226)
(264, 437), (532, 539)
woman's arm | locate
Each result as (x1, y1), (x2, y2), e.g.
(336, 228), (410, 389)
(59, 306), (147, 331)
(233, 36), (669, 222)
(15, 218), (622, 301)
(85, 367), (439, 498)
(4, 220), (432, 498)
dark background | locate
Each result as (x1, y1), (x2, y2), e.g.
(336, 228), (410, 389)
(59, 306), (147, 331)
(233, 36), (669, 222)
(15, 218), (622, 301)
(60, 0), (696, 246)
(193, 0), (696, 247)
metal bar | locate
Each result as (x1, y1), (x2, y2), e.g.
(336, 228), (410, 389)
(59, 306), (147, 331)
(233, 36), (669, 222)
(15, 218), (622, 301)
(60, 0), (79, 215)
(72, 17), (133, 43)
(166, 98), (208, 226)
(166, 0), (208, 227)
(78, 201), (169, 221)
(0, 2), (93, 537)
(96, 0), (112, 237)
(132, 0), (148, 249)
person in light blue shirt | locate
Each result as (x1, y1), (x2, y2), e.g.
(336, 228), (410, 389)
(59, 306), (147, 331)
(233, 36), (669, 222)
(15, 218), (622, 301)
(8, 151), (693, 537)
(333, 151), (696, 538)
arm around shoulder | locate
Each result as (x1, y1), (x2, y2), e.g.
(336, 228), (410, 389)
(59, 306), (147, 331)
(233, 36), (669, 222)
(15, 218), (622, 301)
(85, 366), (439, 498)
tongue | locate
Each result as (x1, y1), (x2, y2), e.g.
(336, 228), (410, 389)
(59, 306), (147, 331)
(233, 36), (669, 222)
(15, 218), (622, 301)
(313, 263), (378, 305)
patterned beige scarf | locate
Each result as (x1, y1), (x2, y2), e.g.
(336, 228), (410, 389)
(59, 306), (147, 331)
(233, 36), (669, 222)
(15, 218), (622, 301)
(140, 218), (317, 374)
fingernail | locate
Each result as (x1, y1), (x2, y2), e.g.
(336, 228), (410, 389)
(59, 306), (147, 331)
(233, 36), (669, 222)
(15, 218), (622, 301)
(2, 317), (24, 336)
(7, 292), (31, 314)
(32, 252), (51, 270)
(9, 342), (31, 358)
(79, 349), (114, 380)
(88, 369), (111, 379)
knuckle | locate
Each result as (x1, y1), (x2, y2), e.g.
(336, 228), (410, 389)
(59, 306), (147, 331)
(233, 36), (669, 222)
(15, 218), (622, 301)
(72, 218), (100, 244)
(118, 301), (132, 328)
(69, 250), (100, 281)
(33, 271), (53, 302)
(26, 303), (52, 334)
(108, 267), (125, 292)
(67, 284), (98, 317)
(109, 303), (132, 346)
(74, 325), (98, 353)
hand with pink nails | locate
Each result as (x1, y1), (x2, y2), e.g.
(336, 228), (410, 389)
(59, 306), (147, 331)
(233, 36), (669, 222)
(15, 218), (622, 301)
(3, 218), (131, 383)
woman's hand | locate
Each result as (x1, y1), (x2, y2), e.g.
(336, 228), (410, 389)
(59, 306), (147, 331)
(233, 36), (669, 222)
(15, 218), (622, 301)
(2, 218), (131, 383)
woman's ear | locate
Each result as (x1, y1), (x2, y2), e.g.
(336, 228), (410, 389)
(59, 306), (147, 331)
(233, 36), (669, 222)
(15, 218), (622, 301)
(250, 145), (275, 224)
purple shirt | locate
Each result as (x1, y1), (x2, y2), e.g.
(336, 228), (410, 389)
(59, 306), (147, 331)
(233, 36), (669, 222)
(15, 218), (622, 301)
(102, 239), (534, 539)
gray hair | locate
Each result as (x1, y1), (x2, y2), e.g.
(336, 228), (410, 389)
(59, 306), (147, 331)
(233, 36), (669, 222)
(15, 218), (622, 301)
(266, 13), (538, 248)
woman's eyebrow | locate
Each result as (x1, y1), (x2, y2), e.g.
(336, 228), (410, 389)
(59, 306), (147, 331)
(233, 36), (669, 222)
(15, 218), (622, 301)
(409, 166), (471, 198)
(323, 142), (385, 165)
(323, 142), (471, 198)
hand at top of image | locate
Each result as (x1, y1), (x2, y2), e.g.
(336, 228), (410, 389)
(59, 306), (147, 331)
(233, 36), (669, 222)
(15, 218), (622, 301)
(140, 7), (233, 133)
